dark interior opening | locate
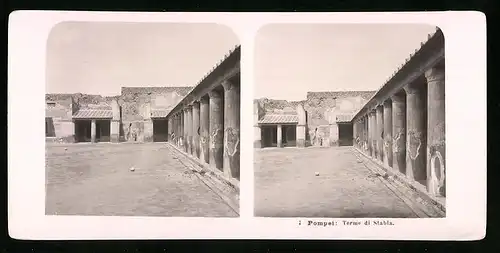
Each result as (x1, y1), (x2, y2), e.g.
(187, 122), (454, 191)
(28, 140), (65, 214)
(74, 119), (111, 142)
(338, 122), (353, 146)
(75, 120), (91, 142)
(153, 118), (169, 142)
(282, 125), (297, 147)
(261, 125), (277, 148)
(96, 120), (111, 142)
(45, 117), (56, 137)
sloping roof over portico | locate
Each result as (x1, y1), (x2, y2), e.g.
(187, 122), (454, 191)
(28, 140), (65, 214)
(258, 114), (298, 124)
(73, 109), (113, 119)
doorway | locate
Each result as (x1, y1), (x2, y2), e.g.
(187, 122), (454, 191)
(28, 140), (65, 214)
(153, 118), (169, 142)
(338, 123), (353, 146)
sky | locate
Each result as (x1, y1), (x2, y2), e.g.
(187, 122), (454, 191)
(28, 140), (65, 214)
(46, 22), (239, 96)
(254, 23), (438, 100)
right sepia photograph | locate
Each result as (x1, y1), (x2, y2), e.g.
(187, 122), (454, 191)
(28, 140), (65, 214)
(253, 23), (446, 218)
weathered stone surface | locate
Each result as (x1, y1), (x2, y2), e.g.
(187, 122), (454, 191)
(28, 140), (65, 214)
(277, 124), (283, 148)
(91, 120), (96, 143)
(200, 96), (210, 164)
(376, 105), (384, 162)
(192, 101), (201, 159)
(405, 81), (427, 183)
(369, 111), (376, 157)
(392, 94), (406, 174)
(425, 64), (446, 197)
(222, 81), (240, 180)
(110, 120), (120, 143)
(143, 120), (153, 142)
(209, 90), (224, 171)
(183, 108), (189, 152)
(383, 100), (393, 168)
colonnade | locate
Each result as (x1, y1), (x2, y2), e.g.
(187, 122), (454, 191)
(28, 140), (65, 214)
(352, 62), (445, 198)
(167, 80), (241, 180)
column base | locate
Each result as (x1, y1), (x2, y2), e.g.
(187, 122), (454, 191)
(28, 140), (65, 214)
(110, 134), (119, 143)
(254, 140), (262, 148)
(296, 139), (305, 148)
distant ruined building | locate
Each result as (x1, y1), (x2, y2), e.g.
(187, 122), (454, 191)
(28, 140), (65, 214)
(45, 87), (192, 143)
(254, 91), (375, 148)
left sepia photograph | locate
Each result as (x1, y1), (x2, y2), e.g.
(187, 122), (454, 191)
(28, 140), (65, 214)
(45, 22), (241, 217)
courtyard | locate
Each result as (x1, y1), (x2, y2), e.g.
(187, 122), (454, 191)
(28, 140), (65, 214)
(45, 142), (238, 217)
(254, 146), (442, 218)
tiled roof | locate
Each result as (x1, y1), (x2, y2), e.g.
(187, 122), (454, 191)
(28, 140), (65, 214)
(151, 109), (169, 118)
(336, 114), (353, 122)
(73, 109), (113, 119)
(258, 114), (298, 124)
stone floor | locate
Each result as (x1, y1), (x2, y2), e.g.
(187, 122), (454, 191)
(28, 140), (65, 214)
(45, 142), (238, 217)
(254, 146), (425, 218)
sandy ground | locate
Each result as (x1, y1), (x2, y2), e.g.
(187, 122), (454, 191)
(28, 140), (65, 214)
(45, 142), (237, 217)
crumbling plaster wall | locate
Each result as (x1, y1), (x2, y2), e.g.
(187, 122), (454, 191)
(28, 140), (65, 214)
(304, 91), (375, 146)
(256, 91), (375, 147)
(119, 87), (192, 142)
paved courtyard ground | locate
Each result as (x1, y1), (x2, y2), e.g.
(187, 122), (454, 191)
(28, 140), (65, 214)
(46, 142), (238, 217)
(254, 146), (428, 218)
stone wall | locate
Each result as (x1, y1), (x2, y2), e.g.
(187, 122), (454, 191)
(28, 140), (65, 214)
(119, 87), (192, 142)
(255, 98), (303, 115)
(257, 90), (376, 147)
(304, 91), (375, 146)
(45, 96), (74, 142)
(45, 87), (192, 143)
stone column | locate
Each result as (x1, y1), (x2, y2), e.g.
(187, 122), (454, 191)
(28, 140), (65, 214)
(143, 103), (153, 142)
(186, 105), (193, 155)
(178, 113), (182, 146)
(425, 64), (446, 197)
(277, 124), (283, 148)
(110, 99), (120, 143)
(167, 116), (172, 142)
(368, 110), (376, 157)
(376, 105), (384, 162)
(174, 114), (178, 145)
(209, 90), (224, 171)
(327, 110), (338, 147)
(362, 116), (368, 153)
(392, 94), (406, 174)
(222, 81), (240, 179)
(183, 108), (189, 152)
(383, 100), (393, 167)
(91, 119), (96, 143)
(200, 96), (210, 164)
(296, 103), (307, 147)
(353, 120), (358, 148)
(405, 80), (427, 183)
(192, 101), (201, 159)
(254, 101), (262, 148)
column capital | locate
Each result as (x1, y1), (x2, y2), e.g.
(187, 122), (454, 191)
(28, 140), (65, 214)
(391, 93), (405, 103)
(404, 76), (426, 94)
(191, 100), (200, 106)
(221, 80), (239, 91)
(424, 63), (445, 83)
(369, 109), (377, 115)
(383, 99), (392, 107)
(208, 90), (222, 98)
(199, 95), (209, 103)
